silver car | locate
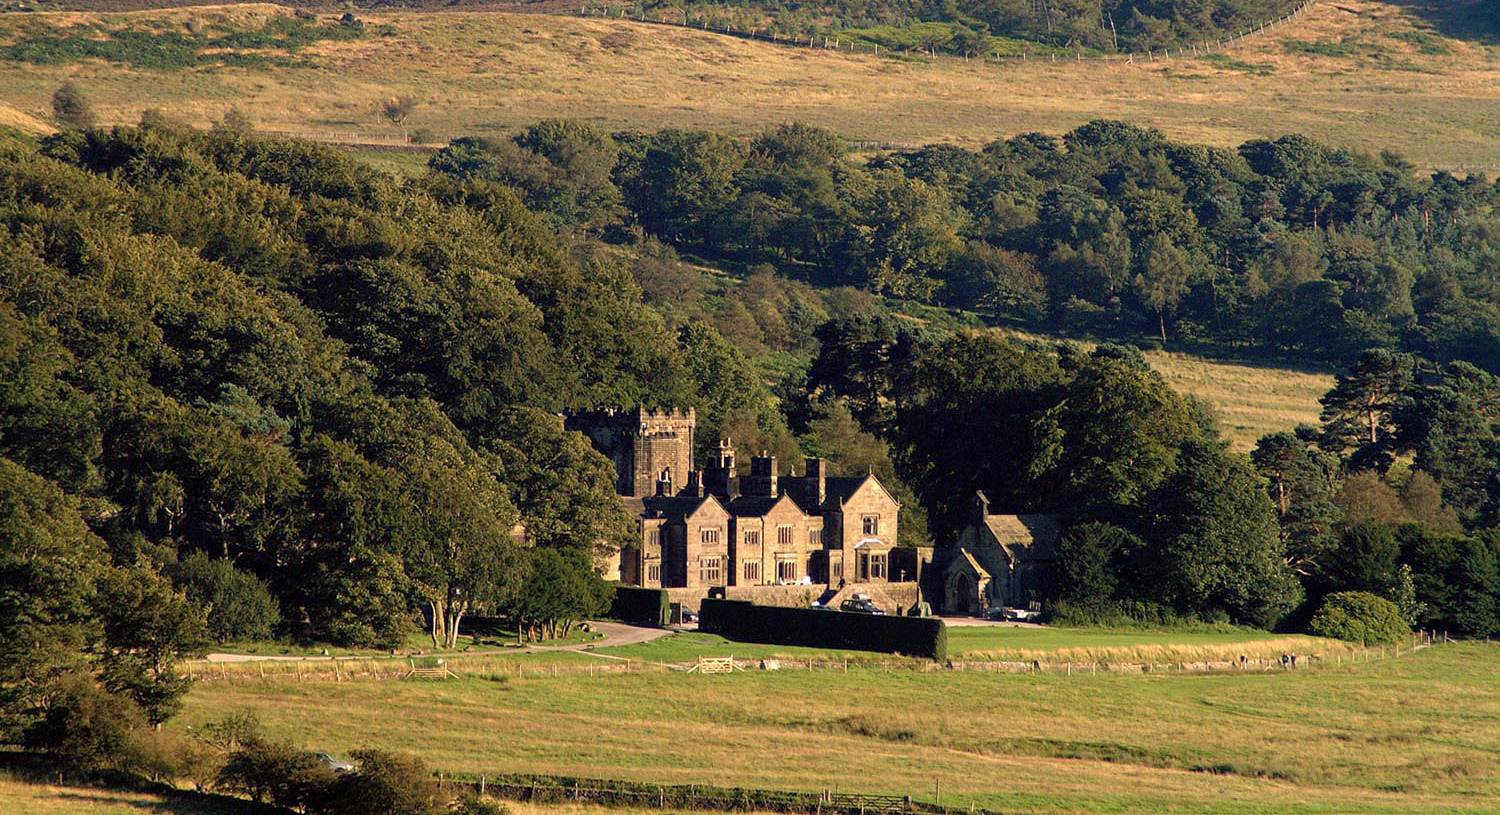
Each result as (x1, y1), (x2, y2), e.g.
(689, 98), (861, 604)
(315, 752), (355, 773)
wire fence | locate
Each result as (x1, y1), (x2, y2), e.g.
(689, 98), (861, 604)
(570, 0), (1317, 64)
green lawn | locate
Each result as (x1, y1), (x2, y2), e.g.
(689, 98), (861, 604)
(176, 643), (1500, 814)
(592, 630), (890, 663)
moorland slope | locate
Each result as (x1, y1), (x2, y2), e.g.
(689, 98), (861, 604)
(0, 0), (1497, 170)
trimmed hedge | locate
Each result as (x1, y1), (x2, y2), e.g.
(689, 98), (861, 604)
(609, 586), (669, 626)
(699, 599), (946, 660)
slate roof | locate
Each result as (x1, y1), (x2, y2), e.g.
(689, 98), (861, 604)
(725, 495), (794, 518)
(982, 514), (1063, 561)
(637, 494), (725, 522)
(956, 548), (991, 580)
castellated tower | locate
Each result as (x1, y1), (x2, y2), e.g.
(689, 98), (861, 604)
(565, 407), (697, 497)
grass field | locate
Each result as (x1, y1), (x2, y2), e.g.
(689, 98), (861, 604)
(1141, 350), (1333, 451)
(0, 0), (1497, 171)
(998, 329), (1335, 451)
(175, 643), (1500, 814)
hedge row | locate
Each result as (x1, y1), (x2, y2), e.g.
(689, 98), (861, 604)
(698, 599), (947, 660)
(608, 586), (670, 626)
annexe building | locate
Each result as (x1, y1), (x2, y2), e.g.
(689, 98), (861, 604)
(939, 492), (1061, 615)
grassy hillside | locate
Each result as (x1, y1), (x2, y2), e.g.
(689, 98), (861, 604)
(176, 643), (1500, 814)
(0, 0), (1498, 170)
(997, 330), (1334, 451)
(1139, 351), (1332, 451)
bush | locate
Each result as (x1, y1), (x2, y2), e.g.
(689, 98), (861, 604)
(699, 599), (947, 660)
(451, 794), (511, 815)
(608, 586), (669, 626)
(315, 750), (443, 815)
(168, 552), (281, 642)
(1309, 591), (1409, 646)
(51, 81), (94, 129)
(218, 738), (337, 809)
(25, 675), (146, 770)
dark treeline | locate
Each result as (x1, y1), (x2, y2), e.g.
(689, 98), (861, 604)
(793, 319), (1500, 637)
(433, 120), (1500, 372)
(630, 0), (1304, 54)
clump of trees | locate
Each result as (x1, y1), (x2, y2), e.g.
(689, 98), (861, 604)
(433, 120), (1500, 373)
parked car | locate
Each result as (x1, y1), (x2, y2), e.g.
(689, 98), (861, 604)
(315, 752), (355, 773)
(681, 609), (698, 624)
(840, 598), (885, 615)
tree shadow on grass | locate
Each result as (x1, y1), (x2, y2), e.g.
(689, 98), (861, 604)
(1398, 0), (1500, 44)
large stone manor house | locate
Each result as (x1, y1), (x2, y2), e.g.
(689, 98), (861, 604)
(568, 408), (906, 592)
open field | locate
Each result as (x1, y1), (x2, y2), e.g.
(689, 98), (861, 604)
(176, 643), (1500, 814)
(0, 0), (1498, 171)
(998, 329), (1335, 451)
(1141, 351), (1333, 451)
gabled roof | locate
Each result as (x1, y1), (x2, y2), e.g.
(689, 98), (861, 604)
(954, 548), (991, 581)
(824, 473), (900, 510)
(981, 514), (1062, 562)
(636, 493), (729, 523)
(726, 493), (806, 519)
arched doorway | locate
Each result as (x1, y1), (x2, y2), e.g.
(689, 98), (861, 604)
(948, 572), (975, 616)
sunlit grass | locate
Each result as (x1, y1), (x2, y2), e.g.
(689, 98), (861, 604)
(176, 644), (1500, 814)
(0, 0), (1497, 171)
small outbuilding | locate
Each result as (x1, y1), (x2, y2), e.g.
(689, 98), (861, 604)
(940, 492), (1061, 616)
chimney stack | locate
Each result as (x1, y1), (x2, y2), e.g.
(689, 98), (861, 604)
(747, 453), (778, 497)
(805, 457), (827, 505)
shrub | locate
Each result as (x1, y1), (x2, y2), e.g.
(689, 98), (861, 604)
(218, 738), (337, 808)
(25, 675), (146, 770)
(314, 750), (443, 815)
(51, 82), (94, 129)
(451, 794), (511, 815)
(168, 552), (281, 642)
(699, 599), (947, 660)
(215, 106), (254, 135)
(1309, 591), (1409, 645)
(608, 586), (669, 626)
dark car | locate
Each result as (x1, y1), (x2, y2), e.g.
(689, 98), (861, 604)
(839, 598), (885, 615)
(681, 609), (698, 624)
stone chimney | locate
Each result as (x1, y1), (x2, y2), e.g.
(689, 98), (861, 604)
(704, 437), (738, 498)
(974, 491), (991, 524)
(684, 470), (704, 498)
(746, 453), (778, 497)
(655, 467), (674, 496)
(805, 457), (827, 505)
